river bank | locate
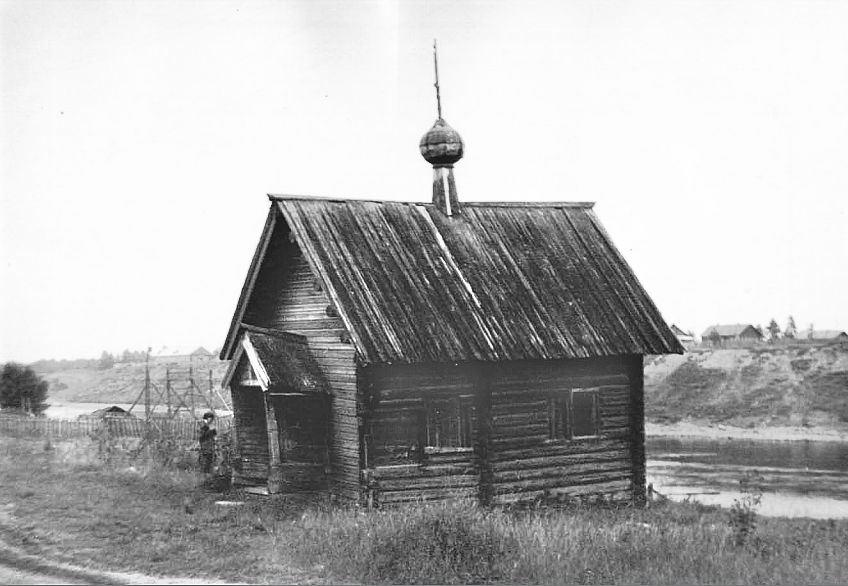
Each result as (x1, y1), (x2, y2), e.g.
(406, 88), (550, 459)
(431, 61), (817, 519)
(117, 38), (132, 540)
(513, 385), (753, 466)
(646, 420), (848, 443)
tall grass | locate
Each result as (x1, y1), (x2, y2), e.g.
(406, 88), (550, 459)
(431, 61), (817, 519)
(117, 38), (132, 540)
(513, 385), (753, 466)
(278, 500), (848, 585)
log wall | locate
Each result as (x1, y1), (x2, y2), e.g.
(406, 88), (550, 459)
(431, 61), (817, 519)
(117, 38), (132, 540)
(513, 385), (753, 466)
(362, 356), (644, 507)
(488, 357), (636, 505)
(244, 229), (360, 501)
(362, 363), (480, 506)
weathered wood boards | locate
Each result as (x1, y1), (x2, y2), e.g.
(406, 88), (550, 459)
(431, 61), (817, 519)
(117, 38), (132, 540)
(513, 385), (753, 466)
(225, 208), (656, 507)
(231, 385), (269, 485)
(236, 228), (359, 501)
(360, 356), (643, 507)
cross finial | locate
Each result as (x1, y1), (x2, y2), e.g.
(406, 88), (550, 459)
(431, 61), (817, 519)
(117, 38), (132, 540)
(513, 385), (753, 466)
(433, 39), (442, 119)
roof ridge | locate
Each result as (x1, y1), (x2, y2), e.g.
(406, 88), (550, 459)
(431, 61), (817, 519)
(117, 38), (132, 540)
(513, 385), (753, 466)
(268, 193), (594, 208)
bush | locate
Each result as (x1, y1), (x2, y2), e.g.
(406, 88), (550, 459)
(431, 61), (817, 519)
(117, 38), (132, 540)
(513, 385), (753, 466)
(365, 503), (517, 584)
(729, 470), (764, 547)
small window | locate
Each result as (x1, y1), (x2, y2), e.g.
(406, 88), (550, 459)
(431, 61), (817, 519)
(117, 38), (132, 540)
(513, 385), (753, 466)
(571, 389), (598, 438)
(548, 388), (599, 440)
(425, 397), (474, 449)
(370, 409), (421, 465)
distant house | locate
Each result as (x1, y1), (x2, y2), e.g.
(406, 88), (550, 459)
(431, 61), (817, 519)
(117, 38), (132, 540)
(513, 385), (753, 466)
(80, 405), (134, 420)
(803, 330), (848, 342)
(152, 346), (214, 363)
(669, 325), (695, 350)
(701, 324), (763, 347)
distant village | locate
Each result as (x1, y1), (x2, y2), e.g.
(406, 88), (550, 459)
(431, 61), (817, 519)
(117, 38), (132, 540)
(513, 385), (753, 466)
(670, 319), (848, 350)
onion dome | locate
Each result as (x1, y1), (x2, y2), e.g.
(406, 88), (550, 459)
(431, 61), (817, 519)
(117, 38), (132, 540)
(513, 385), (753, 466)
(419, 118), (464, 166)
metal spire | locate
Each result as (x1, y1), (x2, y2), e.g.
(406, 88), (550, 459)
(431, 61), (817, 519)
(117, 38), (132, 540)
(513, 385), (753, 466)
(433, 39), (442, 119)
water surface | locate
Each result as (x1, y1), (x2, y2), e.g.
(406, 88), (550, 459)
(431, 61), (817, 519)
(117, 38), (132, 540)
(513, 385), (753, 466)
(647, 436), (848, 519)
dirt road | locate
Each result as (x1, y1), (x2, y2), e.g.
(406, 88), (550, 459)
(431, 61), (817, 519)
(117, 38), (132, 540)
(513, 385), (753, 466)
(0, 541), (237, 585)
(0, 560), (88, 584)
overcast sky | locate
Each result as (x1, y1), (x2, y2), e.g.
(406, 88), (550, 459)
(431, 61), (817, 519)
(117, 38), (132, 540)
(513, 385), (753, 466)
(2, 0), (846, 364)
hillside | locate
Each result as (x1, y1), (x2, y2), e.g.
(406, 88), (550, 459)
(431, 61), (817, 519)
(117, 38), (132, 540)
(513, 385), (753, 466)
(645, 344), (848, 430)
(38, 360), (232, 409)
(34, 344), (848, 430)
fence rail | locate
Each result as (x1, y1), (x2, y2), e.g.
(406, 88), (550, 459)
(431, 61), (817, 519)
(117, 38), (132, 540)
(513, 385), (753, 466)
(0, 415), (232, 440)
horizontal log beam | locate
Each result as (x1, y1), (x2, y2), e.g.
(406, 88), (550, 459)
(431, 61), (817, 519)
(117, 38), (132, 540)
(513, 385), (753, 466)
(493, 461), (633, 483)
(493, 438), (628, 461)
(492, 449), (631, 473)
(377, 486), (479, 505)
(369, 463), (474, 480)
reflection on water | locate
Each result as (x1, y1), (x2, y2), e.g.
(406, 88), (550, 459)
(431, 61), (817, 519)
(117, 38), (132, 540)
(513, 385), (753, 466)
(647, 437), (848, 519)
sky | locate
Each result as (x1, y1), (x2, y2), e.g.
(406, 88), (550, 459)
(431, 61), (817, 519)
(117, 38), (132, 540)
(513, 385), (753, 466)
(1, 0), (847, 364)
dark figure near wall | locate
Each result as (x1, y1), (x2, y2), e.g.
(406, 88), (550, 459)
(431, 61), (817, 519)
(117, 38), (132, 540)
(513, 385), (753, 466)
(199, 411), (217, 474)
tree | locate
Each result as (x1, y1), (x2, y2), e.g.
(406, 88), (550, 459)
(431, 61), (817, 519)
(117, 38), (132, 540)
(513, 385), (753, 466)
(784, 316), (797, 340)
(0, 363), (49, 415)
(767, 319), (781, 343)
(707, 329), (722, 347)
(99, 351), (114, 370)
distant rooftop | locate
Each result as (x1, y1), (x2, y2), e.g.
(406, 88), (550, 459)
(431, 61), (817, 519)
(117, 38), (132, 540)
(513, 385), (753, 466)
(153, 345), (212, 358)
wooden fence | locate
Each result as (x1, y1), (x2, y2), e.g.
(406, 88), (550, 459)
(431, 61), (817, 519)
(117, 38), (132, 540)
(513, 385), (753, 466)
(0, 415), (232, 440)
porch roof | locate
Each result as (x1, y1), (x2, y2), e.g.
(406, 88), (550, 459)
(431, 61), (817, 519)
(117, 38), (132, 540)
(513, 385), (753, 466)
(221, 325), (330, 394)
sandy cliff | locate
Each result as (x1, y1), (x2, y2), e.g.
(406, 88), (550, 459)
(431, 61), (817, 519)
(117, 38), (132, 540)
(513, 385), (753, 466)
(645, 344), (848, 431)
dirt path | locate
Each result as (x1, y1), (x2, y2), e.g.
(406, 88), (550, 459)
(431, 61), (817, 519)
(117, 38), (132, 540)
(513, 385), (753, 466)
(0, 561), (87, 585)
(0, 537), (240, 585)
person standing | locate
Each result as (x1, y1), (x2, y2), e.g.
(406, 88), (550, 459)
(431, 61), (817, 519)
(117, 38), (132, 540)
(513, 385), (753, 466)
(198, 411), (217, 474)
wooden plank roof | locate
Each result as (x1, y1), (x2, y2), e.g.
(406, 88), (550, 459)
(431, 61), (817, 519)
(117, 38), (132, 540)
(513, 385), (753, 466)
(221, 326), (330, 393)
(222, 196), (683, 364)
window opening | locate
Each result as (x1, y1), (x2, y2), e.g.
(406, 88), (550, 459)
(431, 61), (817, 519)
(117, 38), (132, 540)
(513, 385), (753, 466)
(425, 396), (474, 449)
(548, 387), (598, 440)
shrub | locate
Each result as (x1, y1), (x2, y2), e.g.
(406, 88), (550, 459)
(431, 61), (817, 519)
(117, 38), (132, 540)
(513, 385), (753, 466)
(365, 503), (517, 584)
(729, 470), (764, 547)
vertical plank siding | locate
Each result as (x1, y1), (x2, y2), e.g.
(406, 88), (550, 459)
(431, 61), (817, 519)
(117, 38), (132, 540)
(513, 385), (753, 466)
(269, 395), (330, 492)
(231, 385), (269, 485)
(242, 228), (359, 501)
(628, 356), (647, 505)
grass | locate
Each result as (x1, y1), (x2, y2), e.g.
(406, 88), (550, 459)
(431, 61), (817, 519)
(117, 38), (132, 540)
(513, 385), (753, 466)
(2, 435), (848, 584)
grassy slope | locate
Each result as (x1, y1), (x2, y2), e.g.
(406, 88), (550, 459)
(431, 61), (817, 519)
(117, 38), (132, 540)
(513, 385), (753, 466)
(645, 344), (848, 428)
(39, 361), (231, 406)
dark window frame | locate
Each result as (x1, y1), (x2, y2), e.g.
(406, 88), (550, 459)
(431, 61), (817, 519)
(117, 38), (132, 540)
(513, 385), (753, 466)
(548, 387), (600, 441)
(423, 395), (475, 452)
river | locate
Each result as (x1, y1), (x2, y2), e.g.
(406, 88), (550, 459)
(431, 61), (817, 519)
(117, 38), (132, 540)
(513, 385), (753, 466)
(647, 436), (848, 519)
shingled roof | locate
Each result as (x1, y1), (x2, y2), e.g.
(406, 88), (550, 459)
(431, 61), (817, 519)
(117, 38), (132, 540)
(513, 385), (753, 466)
(222, 196), (683, 364)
